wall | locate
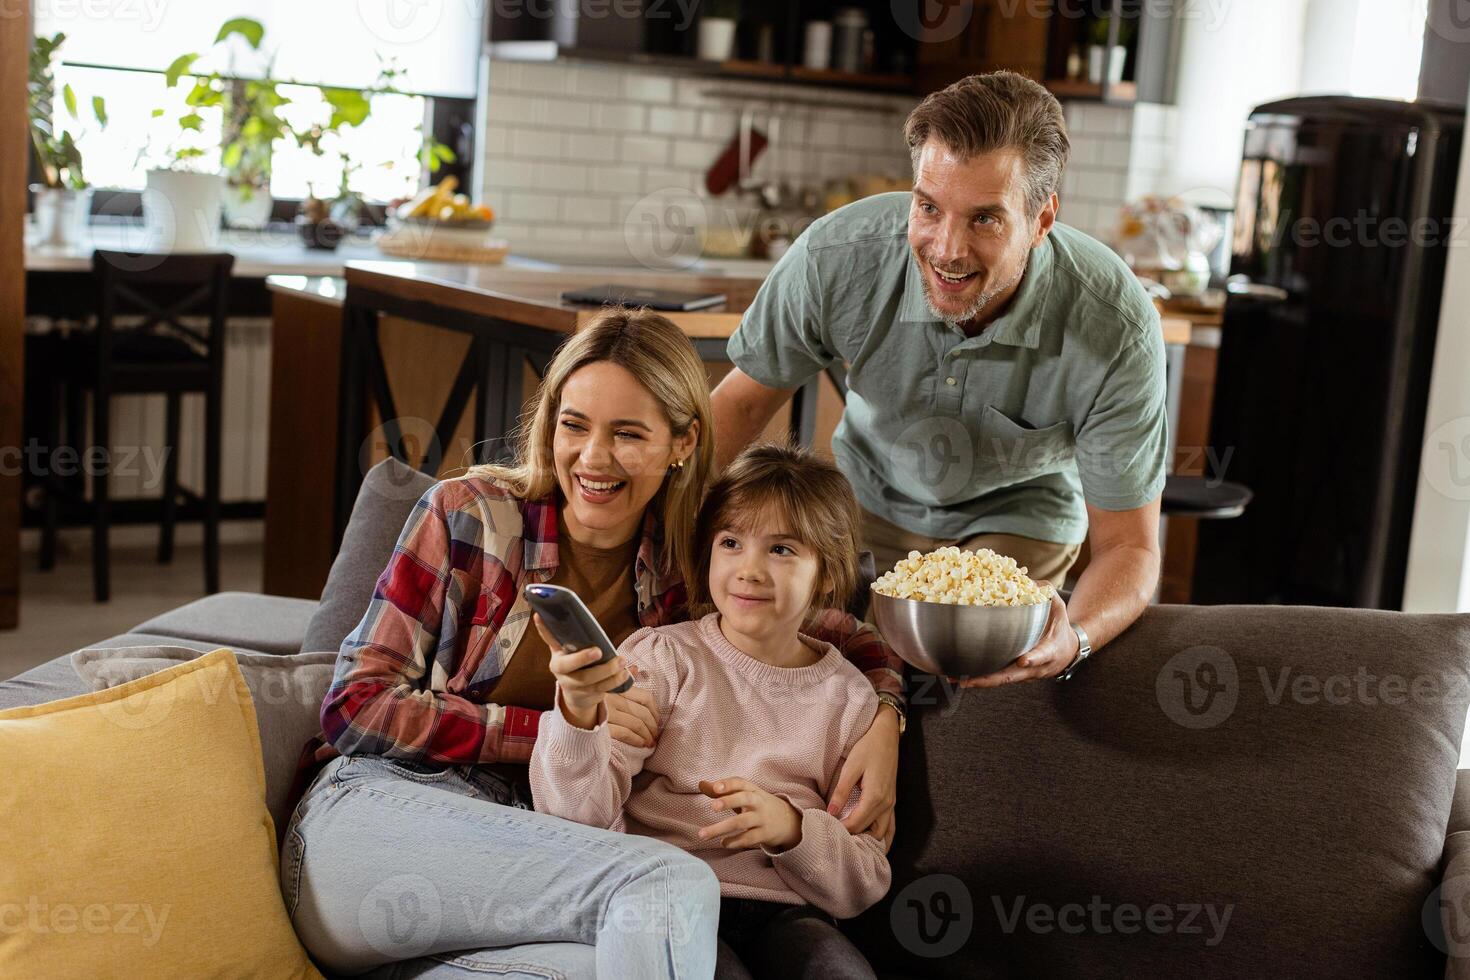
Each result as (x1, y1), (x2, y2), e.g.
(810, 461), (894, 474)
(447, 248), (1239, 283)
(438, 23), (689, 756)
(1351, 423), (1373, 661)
(474, 56), (1178, 264)
(1403, 74), (1470, 615)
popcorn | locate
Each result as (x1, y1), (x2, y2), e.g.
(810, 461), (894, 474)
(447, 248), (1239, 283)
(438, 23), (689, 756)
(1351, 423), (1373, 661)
(871, 546), (1056, 607)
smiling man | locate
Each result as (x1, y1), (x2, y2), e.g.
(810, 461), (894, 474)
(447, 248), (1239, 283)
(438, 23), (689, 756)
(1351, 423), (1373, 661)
(712, 71), (1167, 687)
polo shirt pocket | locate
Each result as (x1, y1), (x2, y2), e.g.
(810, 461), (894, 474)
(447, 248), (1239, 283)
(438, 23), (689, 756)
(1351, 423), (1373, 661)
(977, 406), (1074, 484)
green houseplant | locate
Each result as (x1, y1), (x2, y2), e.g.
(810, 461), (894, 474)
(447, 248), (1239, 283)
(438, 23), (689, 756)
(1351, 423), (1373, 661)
(152, 17), (295, 234)
(28, 32), (108, 246)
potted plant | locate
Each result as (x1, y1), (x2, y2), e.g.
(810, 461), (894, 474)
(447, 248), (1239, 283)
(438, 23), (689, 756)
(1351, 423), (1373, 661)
(218, 23), (294, 228)
(291, 86), (374, 250)
(1086, 15), (1133, 87)
(697, 0), (740, 61)
(27, 32), (107, 247)
(149, 18), (283, 248)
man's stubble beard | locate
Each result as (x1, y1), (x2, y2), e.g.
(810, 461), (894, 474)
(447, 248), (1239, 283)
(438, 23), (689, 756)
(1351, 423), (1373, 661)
(919, 246), (1028, 328)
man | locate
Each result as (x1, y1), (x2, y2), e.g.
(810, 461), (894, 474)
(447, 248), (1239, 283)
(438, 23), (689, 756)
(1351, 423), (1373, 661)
(712, 71), (1166, 688)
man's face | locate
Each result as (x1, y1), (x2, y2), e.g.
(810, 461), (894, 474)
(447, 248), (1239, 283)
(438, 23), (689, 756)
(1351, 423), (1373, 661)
(907, 140), (1054, 328)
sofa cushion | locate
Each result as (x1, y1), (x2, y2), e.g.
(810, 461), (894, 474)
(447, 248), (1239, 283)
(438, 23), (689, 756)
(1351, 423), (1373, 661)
(301, 457), (436, 654)
(71, 644), (337, 832)
(131, 592), (318, 656)
(854, 604), (1470, 979)
(0, 650), (323, 978)
(0, 635), (277, 713)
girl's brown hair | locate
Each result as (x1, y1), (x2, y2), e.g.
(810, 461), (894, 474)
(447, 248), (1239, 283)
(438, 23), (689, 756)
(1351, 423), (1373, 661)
(469, 307), (715, 587)
(689, 442), (861, 617)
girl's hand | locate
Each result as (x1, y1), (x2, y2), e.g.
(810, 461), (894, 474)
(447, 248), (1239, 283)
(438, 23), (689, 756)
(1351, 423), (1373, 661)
(826, 705), (900, 852)
(696, 778), (802, 852)
(536, 614), (630, 729)
(604, 669), (659, 749)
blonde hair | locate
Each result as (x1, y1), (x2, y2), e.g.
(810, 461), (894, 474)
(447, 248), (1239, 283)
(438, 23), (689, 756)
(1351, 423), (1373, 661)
(469, 307), (714, 587)
(689, 443), (861, 618)
(903, 70), (1070, 217)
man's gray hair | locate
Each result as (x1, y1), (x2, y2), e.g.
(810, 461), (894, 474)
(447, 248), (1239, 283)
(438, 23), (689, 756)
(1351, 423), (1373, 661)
(904, 71), (1071, 217)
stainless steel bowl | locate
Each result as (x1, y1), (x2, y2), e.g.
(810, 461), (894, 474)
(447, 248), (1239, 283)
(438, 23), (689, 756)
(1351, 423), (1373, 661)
(869, 589), (1051, 679)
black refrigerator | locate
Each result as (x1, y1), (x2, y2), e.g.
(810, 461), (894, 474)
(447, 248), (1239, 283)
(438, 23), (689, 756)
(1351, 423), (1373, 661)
(1192, 96), (1465, 609)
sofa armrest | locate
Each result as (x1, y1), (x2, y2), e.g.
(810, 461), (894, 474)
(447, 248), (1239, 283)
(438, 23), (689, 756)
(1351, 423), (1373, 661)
(1441, 771), (1470, 979)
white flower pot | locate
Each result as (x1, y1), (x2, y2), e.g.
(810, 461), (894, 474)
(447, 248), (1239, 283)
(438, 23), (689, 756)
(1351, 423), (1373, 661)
(223, 182), (274, 229)
(143, 169), (225, 251)
(698, 18), (737, 61)
(30, 186), (93, 248)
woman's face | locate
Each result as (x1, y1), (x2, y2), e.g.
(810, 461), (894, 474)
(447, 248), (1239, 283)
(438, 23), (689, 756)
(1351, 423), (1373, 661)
(553, 360), (697, 547)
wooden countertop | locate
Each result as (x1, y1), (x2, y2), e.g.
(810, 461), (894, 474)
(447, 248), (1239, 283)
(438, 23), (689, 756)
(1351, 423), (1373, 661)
(345, 260), (763, 338)
(343, 260), (1193, 346)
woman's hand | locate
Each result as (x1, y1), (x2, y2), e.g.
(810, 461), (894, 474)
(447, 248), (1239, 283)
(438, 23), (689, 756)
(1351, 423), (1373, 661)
(536, 614), (631, 730)
(827, 705), (901, 851)
(696, 778), (802, 852)
(604, 672), (660, 749)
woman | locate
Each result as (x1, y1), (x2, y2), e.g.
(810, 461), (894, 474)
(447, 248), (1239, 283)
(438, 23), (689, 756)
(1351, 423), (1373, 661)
(281, 309), (906, 978)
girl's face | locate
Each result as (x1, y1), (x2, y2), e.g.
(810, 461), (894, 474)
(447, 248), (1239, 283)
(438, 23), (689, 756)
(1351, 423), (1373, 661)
(553, 361), (696, 547)
(708, 514), (827, 647)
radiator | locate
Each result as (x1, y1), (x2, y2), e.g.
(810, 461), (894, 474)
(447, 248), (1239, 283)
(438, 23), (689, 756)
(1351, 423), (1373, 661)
(104, 318), (272, 503)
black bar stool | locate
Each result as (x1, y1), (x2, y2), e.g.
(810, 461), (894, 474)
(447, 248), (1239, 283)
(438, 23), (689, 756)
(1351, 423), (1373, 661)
(39, 250), (233, 602)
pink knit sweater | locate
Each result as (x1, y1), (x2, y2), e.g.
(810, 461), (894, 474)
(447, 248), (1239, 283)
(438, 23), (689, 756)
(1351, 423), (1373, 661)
(528, 613), (890, 919)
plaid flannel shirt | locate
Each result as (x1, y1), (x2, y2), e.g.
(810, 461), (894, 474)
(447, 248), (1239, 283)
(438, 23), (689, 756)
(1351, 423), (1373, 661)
(285, 475), (905, 817)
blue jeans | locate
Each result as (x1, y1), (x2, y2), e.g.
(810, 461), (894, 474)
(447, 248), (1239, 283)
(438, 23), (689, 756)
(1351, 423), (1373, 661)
(281, 754), (721, 979)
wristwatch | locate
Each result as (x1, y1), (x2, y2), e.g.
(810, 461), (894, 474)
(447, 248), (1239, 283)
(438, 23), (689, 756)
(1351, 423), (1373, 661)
(875, 692), (907, 735)
(1057, 623), (1092, 682)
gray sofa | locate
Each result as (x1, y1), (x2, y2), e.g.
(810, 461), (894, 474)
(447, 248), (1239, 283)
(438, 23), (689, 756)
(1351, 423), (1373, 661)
(6, 458), (1470, 979)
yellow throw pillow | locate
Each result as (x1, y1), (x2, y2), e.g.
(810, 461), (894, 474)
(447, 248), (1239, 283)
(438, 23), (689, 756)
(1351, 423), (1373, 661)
(0, 648), (324, 979)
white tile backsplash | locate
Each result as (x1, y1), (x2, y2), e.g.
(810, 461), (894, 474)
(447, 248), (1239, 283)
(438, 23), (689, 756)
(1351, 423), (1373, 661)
(478, 55), (1174, 263)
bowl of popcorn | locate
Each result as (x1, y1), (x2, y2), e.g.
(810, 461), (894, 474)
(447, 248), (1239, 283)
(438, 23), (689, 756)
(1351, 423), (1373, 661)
(869, 547), (1057, 678)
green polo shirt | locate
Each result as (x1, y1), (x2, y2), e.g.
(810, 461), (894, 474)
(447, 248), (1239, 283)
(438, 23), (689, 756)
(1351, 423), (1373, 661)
(727, 191), (1167, 546)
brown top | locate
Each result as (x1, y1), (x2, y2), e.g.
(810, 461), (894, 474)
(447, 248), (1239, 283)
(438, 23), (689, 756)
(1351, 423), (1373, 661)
(487, 529), (644, 711)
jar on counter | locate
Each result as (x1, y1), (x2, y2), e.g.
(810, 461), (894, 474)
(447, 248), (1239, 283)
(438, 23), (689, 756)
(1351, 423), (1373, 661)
(832, 8), (868, 73)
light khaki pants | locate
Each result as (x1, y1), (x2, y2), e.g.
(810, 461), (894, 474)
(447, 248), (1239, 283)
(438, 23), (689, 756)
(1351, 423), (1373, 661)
(860, 508), (1082, 588)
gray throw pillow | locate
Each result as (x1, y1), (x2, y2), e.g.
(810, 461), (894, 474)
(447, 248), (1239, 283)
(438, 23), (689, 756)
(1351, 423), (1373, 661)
(300, 457), (436, 655)
(70, 645), (338, 832)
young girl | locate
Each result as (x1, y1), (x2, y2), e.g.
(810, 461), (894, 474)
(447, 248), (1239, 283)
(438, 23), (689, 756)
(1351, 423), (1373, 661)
(530, 443), (888, 979)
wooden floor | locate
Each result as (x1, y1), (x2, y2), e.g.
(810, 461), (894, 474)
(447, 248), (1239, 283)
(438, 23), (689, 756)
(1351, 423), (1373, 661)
(1, 529), (265, 682)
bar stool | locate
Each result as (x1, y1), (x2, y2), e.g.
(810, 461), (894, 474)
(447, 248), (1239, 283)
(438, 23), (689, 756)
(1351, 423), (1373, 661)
(39, 250), (233, 602)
